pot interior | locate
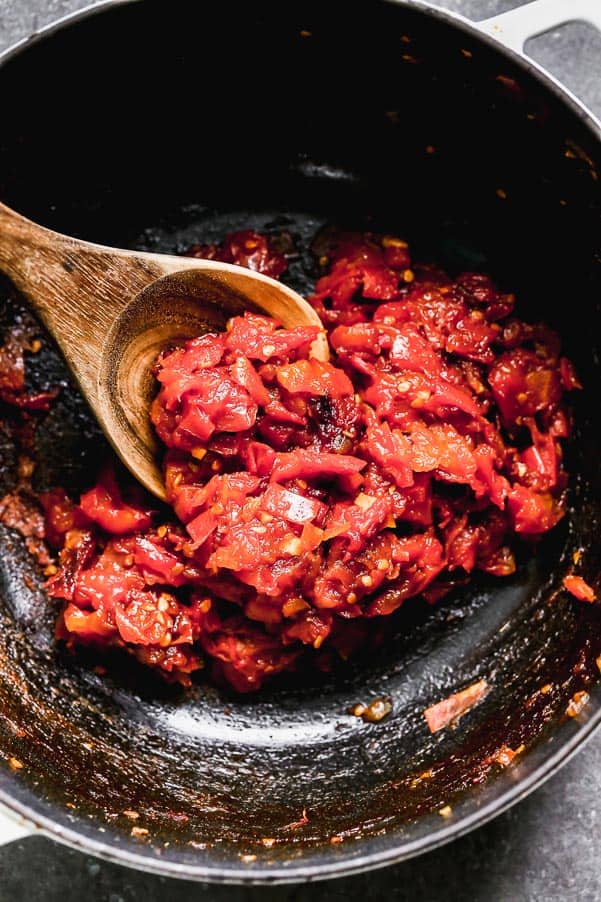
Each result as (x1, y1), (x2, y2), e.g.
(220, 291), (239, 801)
(0, 0), (599, 880)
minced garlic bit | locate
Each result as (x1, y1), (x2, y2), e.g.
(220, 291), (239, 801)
(281, 537), (303, 556)
(411, 390), (431, 408)
(439, 805), (453, 818)
(354, 493), (376, 510)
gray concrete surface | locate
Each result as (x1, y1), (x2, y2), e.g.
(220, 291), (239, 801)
(0, 1), (600, 900)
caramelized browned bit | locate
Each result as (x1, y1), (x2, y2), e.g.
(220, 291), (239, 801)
(566, 691), (590, 718)
(0, 489), (51, 567)
(261, 837), (276, 848)
(130, 826), (149, 838)
(348, 697), (392, 723)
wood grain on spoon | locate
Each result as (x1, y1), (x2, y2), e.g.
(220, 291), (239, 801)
(0, 203), (328, 500)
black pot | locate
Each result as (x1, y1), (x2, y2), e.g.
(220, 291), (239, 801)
(0, 0), (599, 884)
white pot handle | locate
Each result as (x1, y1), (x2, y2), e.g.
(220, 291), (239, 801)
(479, 0), (601, 54)
(0, 801), (34, 846)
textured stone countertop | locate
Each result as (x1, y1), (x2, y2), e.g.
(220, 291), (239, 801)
(0, 1), (600, 900)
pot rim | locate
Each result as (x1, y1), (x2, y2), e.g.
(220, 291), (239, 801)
(0, 0), (599, 884)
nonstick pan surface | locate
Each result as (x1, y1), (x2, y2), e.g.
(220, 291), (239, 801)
(0, 0), (599, 883)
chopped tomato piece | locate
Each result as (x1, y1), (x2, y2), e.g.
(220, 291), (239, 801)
(270, 450), (365, 484)
(80, 469), (153, 535)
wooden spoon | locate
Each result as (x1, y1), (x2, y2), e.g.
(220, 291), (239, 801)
(0, 203), (328, 500)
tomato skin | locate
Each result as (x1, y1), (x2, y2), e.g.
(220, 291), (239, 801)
(270, 450), (366, 484)
(45, 228), (578, 692)
(225, 313), (319, 362)
(261, 484), (328, 526)
(276, 359), (353, 398)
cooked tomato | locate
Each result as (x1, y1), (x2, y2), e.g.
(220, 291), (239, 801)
(44, 228), (578, 691)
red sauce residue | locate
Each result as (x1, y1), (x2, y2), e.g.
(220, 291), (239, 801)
(0, 488), (52, 567)
(12, 228), (581, 693)
(0, 319), (59, 411)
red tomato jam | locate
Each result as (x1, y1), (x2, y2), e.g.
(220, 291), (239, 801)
(45, 229), (580, 692)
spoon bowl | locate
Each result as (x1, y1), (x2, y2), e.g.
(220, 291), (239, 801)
(0, 203), (327, 498)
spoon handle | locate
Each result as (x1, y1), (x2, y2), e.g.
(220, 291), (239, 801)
(0, 202), (166, 402)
